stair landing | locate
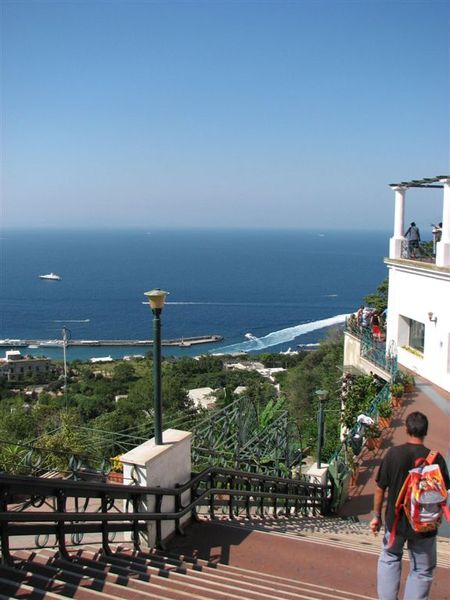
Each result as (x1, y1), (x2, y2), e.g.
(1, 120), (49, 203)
(167, 517), (450, 600)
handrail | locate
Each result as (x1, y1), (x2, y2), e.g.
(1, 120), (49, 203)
(0, 466), (331, 564)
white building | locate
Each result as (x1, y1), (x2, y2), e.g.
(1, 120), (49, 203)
(385, 175), (450, 392)
(187, 387), (217, 410)
(0, 350), (57, 381)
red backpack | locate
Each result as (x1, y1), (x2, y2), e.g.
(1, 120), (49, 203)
(388, 451), (450, 548)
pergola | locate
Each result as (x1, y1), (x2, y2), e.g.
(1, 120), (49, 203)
(389, 175), (449, 189)
(389, 174), (450, 267)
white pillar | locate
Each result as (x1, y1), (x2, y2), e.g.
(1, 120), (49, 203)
(389, 186), (406, 259)
(121, 429), (192, 548)
(436, 178), (450, 267)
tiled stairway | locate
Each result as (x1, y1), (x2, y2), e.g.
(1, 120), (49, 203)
(0, 543), (370, 600)
(2, 515), (449, 599)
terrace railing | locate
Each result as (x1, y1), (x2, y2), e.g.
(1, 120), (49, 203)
(345, 318), (398, 379)
(401, 240), (435, 263)
(0, 467), (332, 564)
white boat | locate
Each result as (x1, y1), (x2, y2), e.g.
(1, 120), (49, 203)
(39, 273), (61, 281)
(244, 333), (258, 341)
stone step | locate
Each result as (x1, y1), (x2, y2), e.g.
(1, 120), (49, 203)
(0, 576), (64, 600)
(4, 544), (377, 600)
(72, 546), (341, 600)
(15, 549), (210, 600)
(0, 563), (129, 600)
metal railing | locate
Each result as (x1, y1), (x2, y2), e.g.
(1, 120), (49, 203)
(401, 240), (435, 262)
(345, 318), (397, 379)
(0, 467), (332, 564)
(1, 395), (304, 481)
(327, 380), (392, 510)
(360, 330), (398, 377)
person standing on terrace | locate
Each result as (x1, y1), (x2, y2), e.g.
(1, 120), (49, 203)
(404, 222), (421, 258)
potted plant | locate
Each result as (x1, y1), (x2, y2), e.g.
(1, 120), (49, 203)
(365, 424), (382, 450)
(403, 373), (415, 393)
(108, 455), (123, 484)
(377, 400), (393, 429)
(390, 383), (404, 408)
(346, 446), (359, 486)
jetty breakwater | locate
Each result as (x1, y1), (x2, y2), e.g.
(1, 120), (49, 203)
(0, 335), (223, 349)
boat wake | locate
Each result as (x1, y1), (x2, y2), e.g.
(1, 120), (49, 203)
(216, 313), (349, 354)
(53, 319), (90, 323)
(142, 301), (323, 307)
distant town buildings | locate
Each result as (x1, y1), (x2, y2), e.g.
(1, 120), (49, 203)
(188, 387), (218, 410)
(0, 350), (57, 382)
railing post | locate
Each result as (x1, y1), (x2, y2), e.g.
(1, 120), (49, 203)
(228, 475), (235, 520)
(101, 493), (112, 555)
(174, 483), (185, 536)
(245, 479), (251, 519)
(56, 489), (69, 560)
(0, 489), (13, 565)
(154, 490), (165, 550)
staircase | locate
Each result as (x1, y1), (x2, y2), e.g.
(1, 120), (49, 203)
(0, 540), (373, 600)
(2, 515), (449, 599)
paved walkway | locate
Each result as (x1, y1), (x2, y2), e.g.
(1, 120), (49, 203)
(339, 375), (450, 530)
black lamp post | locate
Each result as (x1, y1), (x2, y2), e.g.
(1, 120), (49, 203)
(62, 326), (71, 408)
(315, 389), (329, 468)
(145, 289), (169, 445)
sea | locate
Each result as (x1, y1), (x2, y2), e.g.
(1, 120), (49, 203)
(0, 229), (389, 361)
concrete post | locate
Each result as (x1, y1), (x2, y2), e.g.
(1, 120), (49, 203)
(436, 178), (450, 267)
(121, 429), (192, 548)
(389, 186), (406, 259)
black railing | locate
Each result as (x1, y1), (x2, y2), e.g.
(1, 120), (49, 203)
(0, 467), (332, 565)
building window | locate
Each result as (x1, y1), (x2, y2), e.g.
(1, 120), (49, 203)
(408, 318), (425, 353)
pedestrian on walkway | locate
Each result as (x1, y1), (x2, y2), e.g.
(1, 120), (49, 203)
(370, 411), (450, 600)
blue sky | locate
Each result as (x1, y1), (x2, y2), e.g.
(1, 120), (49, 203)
(1, 0), (448, 231)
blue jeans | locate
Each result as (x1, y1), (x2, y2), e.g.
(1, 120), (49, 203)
(377, 529), (437, 600)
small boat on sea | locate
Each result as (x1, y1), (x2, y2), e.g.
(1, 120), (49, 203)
(245, 333), (258, 341)
(39, 273), (61, 281)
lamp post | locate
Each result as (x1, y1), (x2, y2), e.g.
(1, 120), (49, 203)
(144, 289), (169, 445)
(315, 389), (329, 469)
(62, 326), (71, 408)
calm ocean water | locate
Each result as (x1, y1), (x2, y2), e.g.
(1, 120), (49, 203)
(0, 229), (389, 360)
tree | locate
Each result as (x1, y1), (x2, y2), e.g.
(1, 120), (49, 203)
(112, 362), (136, 384)
(283, 331), (344, 460)
(364, 277), (388, 312)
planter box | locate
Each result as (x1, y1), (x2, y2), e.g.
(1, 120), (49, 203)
(391, 395), (403, 408)
(107, 472), (123, 484)
(366, 437), (381, 450)
(378, 416), (391, 429)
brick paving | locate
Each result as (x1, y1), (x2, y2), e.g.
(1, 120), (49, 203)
(339, 375), (450, 528)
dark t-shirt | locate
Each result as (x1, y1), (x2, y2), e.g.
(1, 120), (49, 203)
(376, 443), (450, 537)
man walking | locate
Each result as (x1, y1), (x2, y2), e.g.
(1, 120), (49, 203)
(370, 411), (450, 600)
